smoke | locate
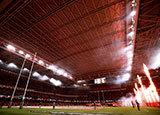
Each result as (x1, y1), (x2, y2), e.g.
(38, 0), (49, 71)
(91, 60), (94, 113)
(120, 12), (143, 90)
(114, 73), (131, 85)
(149, 49), (160, 69)
(118, 89), (146, 106)
(118, 93), (135, 106)
(113, 45), (133, 85)
(120, 45), (133, 54)
(105, 73), (131, 85)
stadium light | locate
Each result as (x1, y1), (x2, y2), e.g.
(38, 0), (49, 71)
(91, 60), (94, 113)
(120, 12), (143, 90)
(63, 72), (68, 77)
(129, 25), (134, 30)
(77, 80), (85, 83)
(83, 84), (87, 86)
(47, 65), (57, 71)
(7, 63), (18, 69)
(57, 69), (64, 75)
(23, 68), (29, 72)
(7, 45), (16, 52)
(67, 74), (73, 79)
(18, 50), (24, 55)
(132, 0), (135, 3)
(47, 65), (72, 79)
(0, 59), (3, 64)
(74, 84), (79, 87)
(49, 78), (62, 86)
(39, 75), (49, 81)
(38, 60), (44, 65)
(32, 71), (41, 77)
(130, 10), (136, 17)
(25, 54), (31, 58)
(128, 31), (134, 37)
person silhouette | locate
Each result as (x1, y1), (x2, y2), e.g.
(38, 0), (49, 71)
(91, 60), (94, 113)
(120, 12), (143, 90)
(135, 100), (140, 111)
(131, 101), (135, 108)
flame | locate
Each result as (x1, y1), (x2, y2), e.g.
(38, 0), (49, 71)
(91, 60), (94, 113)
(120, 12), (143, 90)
(137, 75), (149, 102)
(133, 88), (137, 95)
(143, 64), (151, 80)
(143, 64), (159, 101)
(135, 83), (138, 90)
(134, 83), (142, 103)
(133, 64), (160, 104)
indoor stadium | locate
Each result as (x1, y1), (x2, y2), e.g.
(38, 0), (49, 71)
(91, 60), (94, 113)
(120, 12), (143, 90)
(0, 0), (160, 115)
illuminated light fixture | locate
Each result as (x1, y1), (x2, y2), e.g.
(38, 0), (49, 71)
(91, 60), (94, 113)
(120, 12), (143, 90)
(128, 40), (133, 45)
(63, 72), (68, 77)
(128, 31), (134, 37)
(83, 84), (87, 86)
(129, 25), (134, 30)
(38, 60), (44, 65)
(47, 65), (72, 78)
(132, 3), (136, 7)
(23, 68), (29, 72)
(18, 50), (24, 55)
(39, 75), (49, 81)
(47, 65), (57, 71)
(7, 45), (16, 51)
(49, 78), (62, 86)
(130, 10), (136, 17)
(57, 69), (64, 75)
(74, 84), (79, 87)
(0, 59), (3, 64)
(131, 18), (135, 24)
(25, 54), (31, 58)
(7, 63), (18, 69)
(32, 71), (41, 77)
(132, 0), (135, 4)
(67, 74), (73, 79)
(77, 80), (85, 83)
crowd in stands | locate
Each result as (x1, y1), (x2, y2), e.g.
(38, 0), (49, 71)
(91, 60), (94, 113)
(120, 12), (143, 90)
(1, 66), (159, 107)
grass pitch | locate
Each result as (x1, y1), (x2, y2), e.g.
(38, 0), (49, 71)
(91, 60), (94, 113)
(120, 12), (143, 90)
(0, 106), (160, 115)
